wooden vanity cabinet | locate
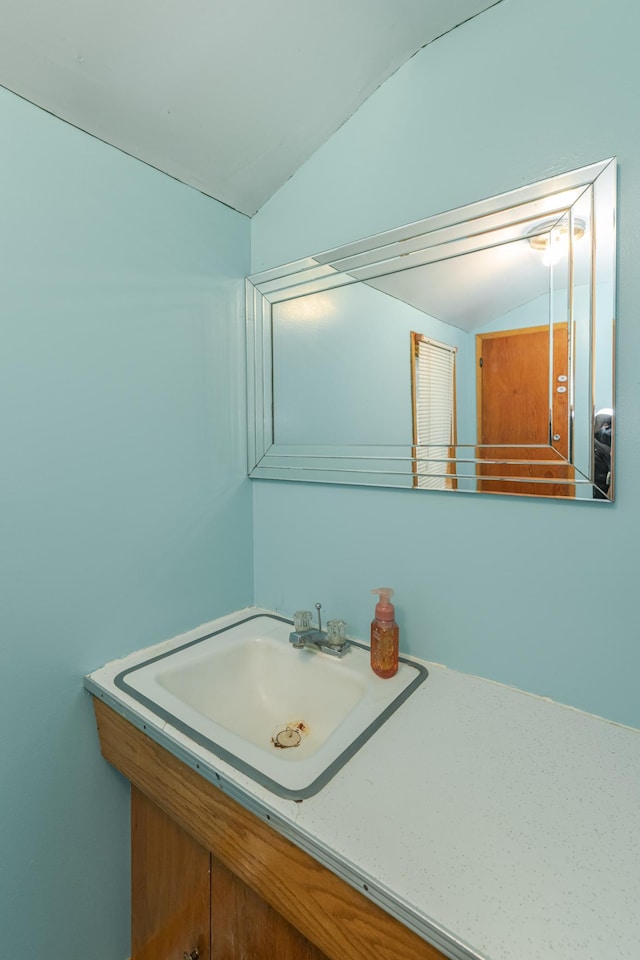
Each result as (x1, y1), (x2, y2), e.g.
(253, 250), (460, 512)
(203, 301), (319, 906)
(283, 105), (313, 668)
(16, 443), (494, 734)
(131, 787), (211, 960)
(131, 787), (326, 960)
(211, 854), (330, 960)
(93, 699), (448, 960)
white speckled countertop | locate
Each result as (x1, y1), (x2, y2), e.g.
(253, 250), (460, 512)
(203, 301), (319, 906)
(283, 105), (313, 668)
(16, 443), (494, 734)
(85, 607), (640, 960)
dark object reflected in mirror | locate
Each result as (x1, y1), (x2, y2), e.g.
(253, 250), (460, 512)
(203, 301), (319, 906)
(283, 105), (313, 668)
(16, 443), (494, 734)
(593, 410), (613, 500)
(246, 159), (616, 502)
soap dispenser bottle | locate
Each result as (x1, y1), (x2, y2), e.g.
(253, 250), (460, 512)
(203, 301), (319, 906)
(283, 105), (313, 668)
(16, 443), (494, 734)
(370, 588), (399, 678)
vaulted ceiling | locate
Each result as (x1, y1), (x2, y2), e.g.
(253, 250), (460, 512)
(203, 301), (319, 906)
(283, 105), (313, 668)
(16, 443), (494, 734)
(0, 0), (501, 215)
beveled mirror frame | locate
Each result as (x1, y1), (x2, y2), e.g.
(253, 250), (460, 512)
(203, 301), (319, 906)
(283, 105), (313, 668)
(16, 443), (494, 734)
(246, 159), (616, 500)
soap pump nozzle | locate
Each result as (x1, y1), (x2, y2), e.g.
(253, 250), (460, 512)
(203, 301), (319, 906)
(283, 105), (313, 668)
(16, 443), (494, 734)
(372, 587), (395, 622)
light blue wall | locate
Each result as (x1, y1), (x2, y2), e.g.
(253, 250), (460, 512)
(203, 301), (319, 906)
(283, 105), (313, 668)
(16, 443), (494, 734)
(0, 88), (252, 958)
(273, 281), (466, 446)
(251, 0), (640, 729)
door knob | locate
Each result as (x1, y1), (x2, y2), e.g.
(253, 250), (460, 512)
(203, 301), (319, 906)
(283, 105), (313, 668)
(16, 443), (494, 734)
(184, 951), (199, 960)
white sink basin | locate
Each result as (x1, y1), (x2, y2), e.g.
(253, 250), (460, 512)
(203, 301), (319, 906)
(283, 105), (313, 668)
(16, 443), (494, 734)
(114, 613), (427, 798)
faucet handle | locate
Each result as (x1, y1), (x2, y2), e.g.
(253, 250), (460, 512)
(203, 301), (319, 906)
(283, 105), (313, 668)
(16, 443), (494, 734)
(326, 619), (347, 649)
(293, 610), (313, 632)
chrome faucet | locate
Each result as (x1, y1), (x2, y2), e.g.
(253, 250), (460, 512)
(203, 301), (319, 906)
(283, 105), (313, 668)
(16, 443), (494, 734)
(289, 603), (350, 658)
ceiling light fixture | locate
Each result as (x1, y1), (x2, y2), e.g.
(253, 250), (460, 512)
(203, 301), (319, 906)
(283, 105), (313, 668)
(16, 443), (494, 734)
(527, 218), (586, 266)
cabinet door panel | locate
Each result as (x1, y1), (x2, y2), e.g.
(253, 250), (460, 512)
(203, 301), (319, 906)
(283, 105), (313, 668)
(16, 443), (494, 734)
(132, 786), (211, 960)
(211, 854), (329, 960)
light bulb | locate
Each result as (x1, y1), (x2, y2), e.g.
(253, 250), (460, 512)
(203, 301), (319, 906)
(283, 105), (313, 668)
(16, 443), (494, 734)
(542, 231), (568, 267)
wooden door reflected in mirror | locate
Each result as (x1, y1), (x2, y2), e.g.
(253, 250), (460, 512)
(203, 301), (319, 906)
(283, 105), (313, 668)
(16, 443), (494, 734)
(476, 325), (574, 498)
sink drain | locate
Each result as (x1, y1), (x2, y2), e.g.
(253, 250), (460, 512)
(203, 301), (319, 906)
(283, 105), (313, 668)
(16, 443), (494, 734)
(274, 727), (302, 748)
(271, 721), (307, 749)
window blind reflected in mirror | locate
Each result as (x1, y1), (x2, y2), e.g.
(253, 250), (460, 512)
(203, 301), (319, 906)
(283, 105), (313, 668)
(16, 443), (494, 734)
(412, 333), (457, 490)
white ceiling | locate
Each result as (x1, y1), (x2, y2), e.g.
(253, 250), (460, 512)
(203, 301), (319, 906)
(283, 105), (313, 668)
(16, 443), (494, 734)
(369, 240), (553, 332)
(0, 0), (501, 215)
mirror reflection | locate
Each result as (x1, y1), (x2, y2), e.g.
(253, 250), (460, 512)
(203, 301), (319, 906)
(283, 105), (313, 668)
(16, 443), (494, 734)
(247, 159), (616, 500)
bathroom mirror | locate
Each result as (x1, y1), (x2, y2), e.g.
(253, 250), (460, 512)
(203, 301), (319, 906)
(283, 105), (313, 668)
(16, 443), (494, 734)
(246, 159), (616, 500)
